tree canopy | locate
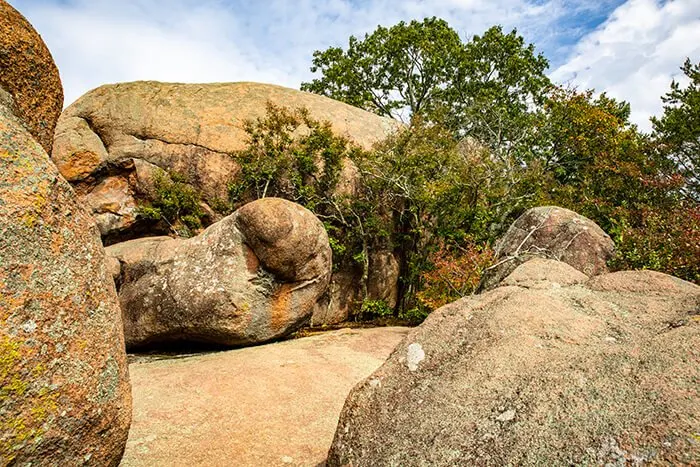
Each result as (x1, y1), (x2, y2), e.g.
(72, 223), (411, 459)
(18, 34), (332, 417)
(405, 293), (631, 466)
(285, 19), (700, 320)
(651, 58), (700, 202)
(301, 17), (463, 121)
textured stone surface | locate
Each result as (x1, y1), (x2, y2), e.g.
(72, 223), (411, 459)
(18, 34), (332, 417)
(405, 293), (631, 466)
(328, 267), (700, 466)
(500, 257), (589, 289)
(0, 0), (63, 153)
(311, 269), (363, 327)
(120, 327), (409, 467)
(51, 81), (399, 238)
(479, 206), (615, 292)
(312, 250), (400, 326)
(368, 250), (400, 310)
(84, 176), (138, 236)
(0, 103), (130, 464)
(107, 198), (332, 349)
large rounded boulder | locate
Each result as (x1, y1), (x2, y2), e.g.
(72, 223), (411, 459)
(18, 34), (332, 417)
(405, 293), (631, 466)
(478, 206), (615, 291)
(0, 41), (130, 467)
(328, 263), (700, 465)
(107, 198), (332, 349)
(0, 0), (63, 153)
(51, 81), (398, 239)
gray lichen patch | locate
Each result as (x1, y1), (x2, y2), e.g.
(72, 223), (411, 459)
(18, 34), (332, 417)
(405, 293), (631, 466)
(406, 343), (425, 372)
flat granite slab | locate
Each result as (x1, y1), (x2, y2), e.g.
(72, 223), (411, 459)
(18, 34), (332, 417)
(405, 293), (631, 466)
(120, 327), (409, 467)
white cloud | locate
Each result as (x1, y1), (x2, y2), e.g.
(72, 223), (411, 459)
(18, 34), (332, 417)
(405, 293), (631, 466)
(12, 0), (695, 131)
(552, 0), (700, 131)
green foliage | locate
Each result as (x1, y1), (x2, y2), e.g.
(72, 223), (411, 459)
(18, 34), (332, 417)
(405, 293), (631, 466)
(359, 299), (393, 318)
(651, 58), (700, 202)
(354, 116), (543, 311)
(229, 102), (356, 208)
(229, 35), (700, 326)
(446, 25), (551, 163)
(301, 17), (462, 120)
(398, 307), (429, 325)
(608, 202), (700, 283)
(138, 171), (205, 237)
(534, 86), (698, 282)
(230, 102), (382, 296)
(302, 19), (552, 153)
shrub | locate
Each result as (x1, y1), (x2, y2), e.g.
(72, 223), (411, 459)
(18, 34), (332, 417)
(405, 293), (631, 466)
(359, 299), (394, 319)
(138, 171), (205, 237)
(417, 240), (494, 311)
(609, 202), (700, 282)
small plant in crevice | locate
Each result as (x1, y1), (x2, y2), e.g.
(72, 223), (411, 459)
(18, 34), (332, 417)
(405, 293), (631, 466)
(138, 171), (205, 238)
(358, 299), (393, 320)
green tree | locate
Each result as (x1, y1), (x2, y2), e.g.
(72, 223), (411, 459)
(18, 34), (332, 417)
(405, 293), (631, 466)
(447, 26), (551, 160)
(301, 20), (551, 144)
(651, 58), (700, 201)
(301, 20), (552, 232)
(301, 17), (462, 121)
(537, 86), (699, 283)
(355, 117), (542, 310)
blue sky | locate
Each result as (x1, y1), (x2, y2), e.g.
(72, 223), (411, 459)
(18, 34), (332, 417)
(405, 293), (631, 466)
(10, 0), (700, 130)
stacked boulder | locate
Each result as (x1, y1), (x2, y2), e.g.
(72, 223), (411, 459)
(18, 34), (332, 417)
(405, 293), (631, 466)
(0, 1), (131, 464)
(478, 206), (615, 291)
(52, 81), (402, 325)
(51, 81), (398, 239)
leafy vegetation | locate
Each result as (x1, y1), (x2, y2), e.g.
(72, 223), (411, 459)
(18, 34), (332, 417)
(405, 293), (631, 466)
(227, 103), (384, 306)
(302, 17), (699, 295)
(143, 18), (697, 324)
(138, 171), (206, 237)
(651, 58), (700, 202)
(416, 240), (494, 311)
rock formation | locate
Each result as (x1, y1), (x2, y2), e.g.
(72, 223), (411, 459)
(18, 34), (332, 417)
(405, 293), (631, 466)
(0, 4), (131, 463)
(327, 262), (700, 465)
(311, 251), (400, 326)
(478, 206), (615, 292)
(52, 80), (400, 325)
(51, 81), (398, 239)
(107, 198), (332, 349)
(0, 0), (63, 153)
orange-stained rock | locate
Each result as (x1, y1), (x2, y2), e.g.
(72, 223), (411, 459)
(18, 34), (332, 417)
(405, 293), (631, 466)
(84, 176), (138, 236)
(52, 81), (402, 326)
(0, 102), (130, 464)
(0, 0), (63, 153)
(478, 206), (615, 292)
(106, 198), (332, 349)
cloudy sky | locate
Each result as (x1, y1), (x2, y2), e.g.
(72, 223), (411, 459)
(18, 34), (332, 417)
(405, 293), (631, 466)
(10, 0), (700, 131)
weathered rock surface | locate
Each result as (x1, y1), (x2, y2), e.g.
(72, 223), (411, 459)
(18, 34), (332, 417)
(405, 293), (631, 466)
(51, 81), (399, 239)
(53, 81), (401, 326)
(120, 327), (409, 467)
(311, 250), (400, 326)
(107, 198), (332, 349)
(500, 257), (589, 289)
(0, 0), (63, 153)
(479, 206), (615, 292)
(0, 96), (130, 463)
(328, 265), (700, 466)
